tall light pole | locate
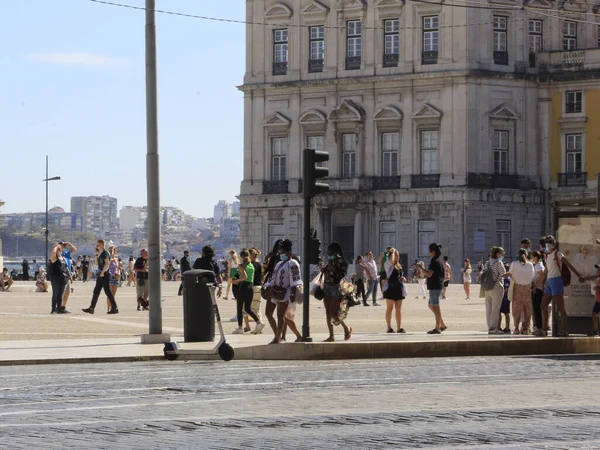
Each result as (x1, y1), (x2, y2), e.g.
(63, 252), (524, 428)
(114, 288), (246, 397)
(43, 155), (61, 268)
(141, 0), (169, 344)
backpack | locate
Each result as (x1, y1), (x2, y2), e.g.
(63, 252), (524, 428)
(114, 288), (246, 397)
(480, 261), (498, 291)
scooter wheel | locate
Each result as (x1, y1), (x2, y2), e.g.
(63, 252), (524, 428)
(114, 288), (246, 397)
(218, 342), (234, 361)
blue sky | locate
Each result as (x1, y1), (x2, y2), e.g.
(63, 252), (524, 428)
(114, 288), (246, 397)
(0, 0), (245, 218)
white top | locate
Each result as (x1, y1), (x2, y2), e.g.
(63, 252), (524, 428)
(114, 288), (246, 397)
(172, 259), (180, 270)
(462, 267), (472, 283)
(266, 259), (302, 302)
(546, 251), (564, 279)
(532, 262), (545, 284)
(508, 260), (535, 285)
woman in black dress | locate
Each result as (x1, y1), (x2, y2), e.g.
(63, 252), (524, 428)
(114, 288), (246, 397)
(383, 249), (406, 333)
(322, 242), (352, 342)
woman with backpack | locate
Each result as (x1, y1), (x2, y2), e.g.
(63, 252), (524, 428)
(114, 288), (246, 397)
(482, 247), (507, 334)
(540, 235), (582, 336)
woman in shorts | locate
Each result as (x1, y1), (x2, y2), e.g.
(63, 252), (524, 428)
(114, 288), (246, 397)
(383, 248), (406, 333)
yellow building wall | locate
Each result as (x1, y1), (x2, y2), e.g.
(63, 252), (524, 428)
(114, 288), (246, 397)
(550, 89), (600, 182)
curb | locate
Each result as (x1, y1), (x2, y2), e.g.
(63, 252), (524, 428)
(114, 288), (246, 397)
(0, 355), (165, 367)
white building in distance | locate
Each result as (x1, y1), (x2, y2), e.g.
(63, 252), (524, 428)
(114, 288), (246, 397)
(236, 0), (569, 266)
(71, 196), (118, 235)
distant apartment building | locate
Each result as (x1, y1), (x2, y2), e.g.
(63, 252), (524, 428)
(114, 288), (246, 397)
(231, 201), (241, 217)
(119, 206), (147, 230)
(0, 207), (82, 233)
(214, 200), (232, 224)
(71, 196), (118, 234)
(222, 217), (241, 240)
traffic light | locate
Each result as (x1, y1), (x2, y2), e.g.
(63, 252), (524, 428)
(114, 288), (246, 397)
(308, 237), (322, 265)
(303, 148), (329, 199)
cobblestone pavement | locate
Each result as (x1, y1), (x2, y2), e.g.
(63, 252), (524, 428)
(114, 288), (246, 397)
(2, 356), (600, 449)
(0, 282), (488, 340)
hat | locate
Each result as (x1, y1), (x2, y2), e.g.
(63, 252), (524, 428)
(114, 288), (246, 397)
(140, 248), (148, 254)
(58, 240), (65, 245)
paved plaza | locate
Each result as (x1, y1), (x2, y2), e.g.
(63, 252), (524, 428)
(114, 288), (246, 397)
(2, 356), (600, 449)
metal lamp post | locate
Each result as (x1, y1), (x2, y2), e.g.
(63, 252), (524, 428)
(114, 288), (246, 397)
(43, 155), (61, 268)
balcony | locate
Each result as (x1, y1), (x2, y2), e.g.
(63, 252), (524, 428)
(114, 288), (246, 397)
(466, 173), (536, 190)
(262, 180), (289, 194)
(558, 172), (587, 187)
(411, 174), (440, 188)
(372, 176), (401, 190)
(536, 49), (600, 73)
(383, 53), (399, 68)
(272, 62), (287, 76)
(493, 50), (509, 65)
(308, 59), (324, 73)
(345, 56), (361, 70)
(421, 51), (438, 65)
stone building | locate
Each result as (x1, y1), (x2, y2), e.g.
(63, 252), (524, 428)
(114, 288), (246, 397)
(238, 0), (592, 267)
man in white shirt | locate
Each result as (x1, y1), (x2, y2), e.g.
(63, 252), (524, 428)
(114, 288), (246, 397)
(364, 251), (380, 306)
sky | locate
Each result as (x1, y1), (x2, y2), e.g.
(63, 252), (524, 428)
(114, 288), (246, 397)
(0, 0), (246, 218)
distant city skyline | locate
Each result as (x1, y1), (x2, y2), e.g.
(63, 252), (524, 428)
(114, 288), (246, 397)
(0, 0), (245, 219)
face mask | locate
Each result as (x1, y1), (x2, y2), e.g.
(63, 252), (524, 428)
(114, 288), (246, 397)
(280, 254), (289, 262)
(545, 243), (555, 252)
(327, 255), (336, 261)
(498, 256), (504, 261)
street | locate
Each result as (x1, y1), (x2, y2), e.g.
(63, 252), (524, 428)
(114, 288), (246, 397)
(2, 356), (600, 449)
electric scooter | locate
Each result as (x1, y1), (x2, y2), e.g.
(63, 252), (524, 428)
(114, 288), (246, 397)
(164, 284), (234, 362)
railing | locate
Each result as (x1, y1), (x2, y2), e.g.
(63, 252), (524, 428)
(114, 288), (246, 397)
(345, 56), (361, 70)
(308, 59), (324, 73)
(383, 53), (399, 67)
(372, 176), (401, 190)
(493, 51), (509, 65)
(411, 174), (440, 188)
(558, 172), (587, 187)
(536, 49), (599, 73)
(421, 51), (438, 65)
(466, 173), (535, 190)
(262, 180), (289, 194)
(272, 62), (288, 76)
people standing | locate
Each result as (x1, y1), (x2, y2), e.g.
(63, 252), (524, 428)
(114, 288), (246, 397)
(49, 243), (68, 313)
(59, 241), (77, 314)
(263, 240), (284, 340)
(383, 249), (406, 333)
(108, 246), (121, 312)
(231, 249), (265, 335)
(541, 235), (582, 336)
(225, 250), (240, 300)
(22, 259), (30, 281)
(127, 256), (136, 287)
(192, 245), (223, 298)
(364, 251), (380, 306)
(415, 261), (427, 300)
(75, 256), (83, 281)
(178, 250), (192, 296)
(264, 239), (302, 343)
(134, 249), (149, 311)
(531, 251), (547, 336)
(423, 243), (447, 334)
(81, 256), (90, 282)
(355, 256), (369, 307)
(321, 242), (353, 342)
(483, 247), (507, 334)
(499, 265), (511, 333)
(441, 256), (453, 299)
(82, 240), (119, 315)
(378, 247), (392, 297)
(461, 259), (472, 300)
(244, 248), (264, 333)
(505, 249), (535, 334)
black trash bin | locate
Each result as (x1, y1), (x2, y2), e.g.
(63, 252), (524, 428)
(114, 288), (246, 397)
(183, 269), (216, 342)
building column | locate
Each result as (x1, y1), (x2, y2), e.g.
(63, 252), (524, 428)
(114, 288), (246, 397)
(354, 210), (363, 261)
(316, 209), (325, 242)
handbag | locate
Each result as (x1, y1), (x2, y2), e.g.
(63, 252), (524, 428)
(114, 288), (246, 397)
(310, 273), (325, 300)
(261, 285), (271, 301)
(507, 279), (515, 302)
(339, 279), (355, 296)
(270, 285), (287, 301)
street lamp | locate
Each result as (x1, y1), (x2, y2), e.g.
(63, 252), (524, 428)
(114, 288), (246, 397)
(43, 155), (61, 268)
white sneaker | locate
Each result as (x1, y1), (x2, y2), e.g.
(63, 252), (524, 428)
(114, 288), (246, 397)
(229, 315), (238, 322)
(491, 329), (504, 335)
(254, 322), (266, 335)
(232, 327), (244, 335)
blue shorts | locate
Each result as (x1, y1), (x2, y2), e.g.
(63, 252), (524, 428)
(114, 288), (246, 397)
(544, 276), (564, 297)
(593, 302), (600, 314)
(429, 289), (442, 306)
(324, 283), (341, 299)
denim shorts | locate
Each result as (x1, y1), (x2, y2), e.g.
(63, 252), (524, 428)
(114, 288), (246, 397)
(545, 276), (564, 297)
(429, 289), (442, 306)
(324, 283), (341, 298)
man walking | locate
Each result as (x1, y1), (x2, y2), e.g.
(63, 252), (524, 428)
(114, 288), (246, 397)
(178, 250), (192, 296)
(82, 240), (119, 315)
(59, 241), (77, 314)
(134, 249), (149, 310)
(22, 259), (30, 281)
(81, 255), (90, 282)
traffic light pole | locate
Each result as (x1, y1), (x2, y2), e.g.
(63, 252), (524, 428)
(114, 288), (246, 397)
(302, 195), (312, 342)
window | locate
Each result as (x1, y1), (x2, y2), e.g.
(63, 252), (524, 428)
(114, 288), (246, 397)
(422, 16), (439, 64)
(380, 221), (396, 252)
(269, 224), (285, 250)
(565, 133), (583, 173)
(383, 19), (400, 67)
(342, 133), (356, 178)
(529, 20), (543, 53)
(493, 130), (509, 175)
(307, 135), (326, 168)
(309, 26), (325, 73)
(563, 21), (577, 50)
(273, 29), (288, 75)
(565, 90), (583, 114)
(598, 24), (600, 48)
(418, 221), (436, 257)
(420, 130), (438, 174)
(382, 132), (399, 177)
(346, 20), (362, 70)
(493, 16), (508, 64)
(496, 220), (511, 255)
(271, 137), (287, 181)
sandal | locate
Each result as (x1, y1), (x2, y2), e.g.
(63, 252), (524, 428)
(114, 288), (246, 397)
(440, 325), (447, 332)
(397, 328), (406, 334)
(344, 327), (353, 341)
(387, 328), (395, 333)
(324, 336), (335, 342)
(294, 337), (302, 343)
(427, 329), (441, 334)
